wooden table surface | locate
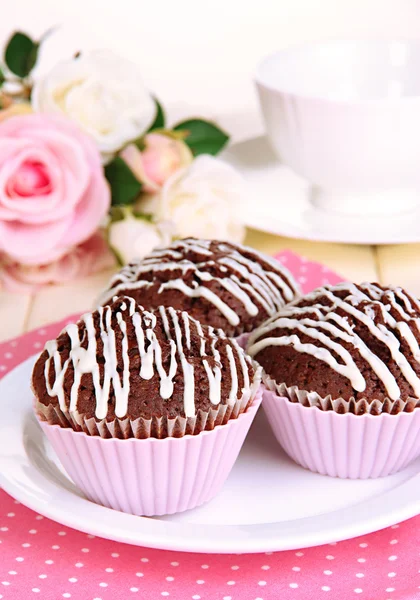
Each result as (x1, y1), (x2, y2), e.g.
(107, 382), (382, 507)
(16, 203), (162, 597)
(1, 227), (420, 344)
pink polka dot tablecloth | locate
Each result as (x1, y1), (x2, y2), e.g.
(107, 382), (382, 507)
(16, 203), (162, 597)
(1, 250), (420, 600)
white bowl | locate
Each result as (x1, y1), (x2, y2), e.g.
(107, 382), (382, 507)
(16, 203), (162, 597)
(256, 40), (420, 216)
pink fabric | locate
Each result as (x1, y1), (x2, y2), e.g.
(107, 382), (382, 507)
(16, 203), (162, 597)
(0, 250), (419, 600)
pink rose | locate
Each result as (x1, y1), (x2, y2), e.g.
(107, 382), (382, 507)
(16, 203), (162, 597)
(120, 133), (193, 192)
(0, 114), (110, 265)
(0, 232), (115, 293)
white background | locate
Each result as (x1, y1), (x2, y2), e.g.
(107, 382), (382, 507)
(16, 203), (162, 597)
(1, 0), (420, 140)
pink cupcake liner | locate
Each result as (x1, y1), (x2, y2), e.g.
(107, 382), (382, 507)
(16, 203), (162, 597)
(263, 388), (420, 479)
(234, 332), (251, 350)
(38, 387), (262, 516)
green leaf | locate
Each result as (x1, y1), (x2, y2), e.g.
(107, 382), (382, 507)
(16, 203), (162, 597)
(5, 32), (39, 78)
(173, 118), (229, 156)
(0, 67), (5, 87)
(148, 97), (165, 131)
(104, 157), (142, 206)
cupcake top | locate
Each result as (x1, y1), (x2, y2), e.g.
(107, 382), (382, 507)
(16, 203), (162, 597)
(247, 282), (420, 406)
(32, 296), (259, 427)
(98, 238), (300, 337)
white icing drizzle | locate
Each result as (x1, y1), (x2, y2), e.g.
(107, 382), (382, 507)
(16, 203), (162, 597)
(98, 239), (300, 326)
(43, 298), (253, 419)
(248, 282), (420, 400)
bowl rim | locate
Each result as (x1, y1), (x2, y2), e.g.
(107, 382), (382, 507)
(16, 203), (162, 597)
(255, 38), (420, 105)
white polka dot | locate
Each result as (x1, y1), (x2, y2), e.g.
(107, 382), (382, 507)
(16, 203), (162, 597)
(265, 552), (273, 555)
(111, 553), (119, 558)
(226, 581), (235, 586)
(130, 589), (138, 593)
(322, 587), (331, 592)
(357, 558), (366, 563)
(58, 532), (67, 536)
(15, 557), (24, 562)
(354, 589), (363, 594)
(201, 565), (209, 570)
(298, 276), (307, 283)
(7, 513), (15, 517)
(1, 583), (9, 587)
(359, 543), (368, 548)
(292, 567), (301, 572)
(356, 573), (364, 578)
(35, 516), (44, 520)
(22, 543), (31, 548)
(391, 525), (399, 529)
(38, 575), (47, 580)
(166, 577), (174, 582)
(324, 570), (333, 575)
(390, 539), (398, 545)
(135, 573), (143, 577)
(223, 597), (231, 600)
(39, 329), (46, 335)
(388, 573), (396, 578)
(326, 555), (335, 560)
(197, 580), (205, 585)
(75, 563), (83, 568)
(87, 534), (95, 539)
(8, 572), (16, 576)
(231, 565), (239, 570)
(192, 596), (201, 600)
(289, 583), (298, 589)
(99, 583), (108, 588)
(141, 557), (149, 562)
(33, 342), (42, 349)
(295, 552), (304, 557)
(5, 352), (13, 359)
(161, 594), (169, 597)
(170, 562), (179, 567)
(68, 578), (77, 583)
(261, 565), (270, 570)
(81, 548), (89, 553)
(29, 529), (37, 534)
(63, 595), (71, 599)
(386, 589), (395, 593)
(388, 555), (397, 561)
(32, 589), (40, 594)
(105, 568), (113, 573)
(0, 527), (8, 532)
(45, 560), (54, 565)
(52, 545), (60, 550)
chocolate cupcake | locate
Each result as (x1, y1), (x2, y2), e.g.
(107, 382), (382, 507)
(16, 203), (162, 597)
(33, 297), (262, 515)
(247, 282), (420, 478)
(97, 238), (300, 338)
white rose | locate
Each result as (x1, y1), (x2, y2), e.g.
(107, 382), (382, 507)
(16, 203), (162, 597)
(32, 49), (155, 162)
(157, 155), (245, 243)
(109, 211), (173, 264)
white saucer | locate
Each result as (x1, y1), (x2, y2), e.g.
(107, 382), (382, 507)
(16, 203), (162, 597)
(223, 137), (420, 245)
(2, 357), (420, 553)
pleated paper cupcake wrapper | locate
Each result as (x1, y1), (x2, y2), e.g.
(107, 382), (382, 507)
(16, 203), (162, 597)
(37, 386), (263, 516)
(264, 375), (420, 415)
(263, 387), (420, 479)
(35, 375), (261, 439)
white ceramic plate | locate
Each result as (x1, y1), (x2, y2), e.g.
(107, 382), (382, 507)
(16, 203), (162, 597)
(2, 356), (420, 554)
(223, 137), (420, 245)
